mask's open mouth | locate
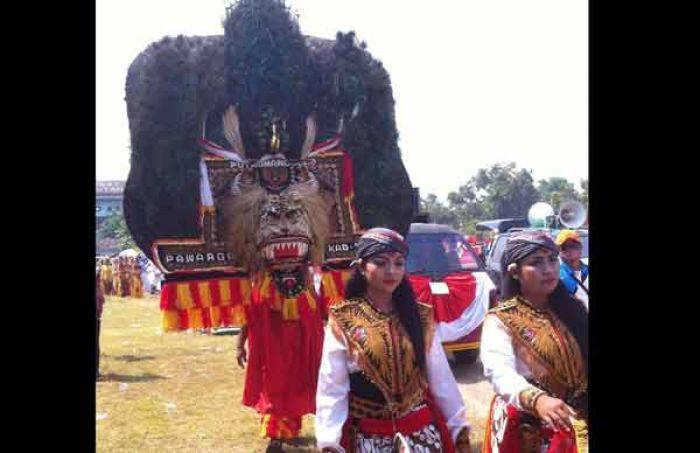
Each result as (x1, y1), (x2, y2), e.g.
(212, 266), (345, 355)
(259, 237), (311, 263)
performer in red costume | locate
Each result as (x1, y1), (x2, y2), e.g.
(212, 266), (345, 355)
(123, 1), (415, 450)
(237, 271), (325, 446)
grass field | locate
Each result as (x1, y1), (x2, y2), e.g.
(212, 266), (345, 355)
(97, 294), (489, 452)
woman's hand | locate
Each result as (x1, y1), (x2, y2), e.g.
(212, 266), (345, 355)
(236, 346), (247, 369)
(534, 395), (576, 432)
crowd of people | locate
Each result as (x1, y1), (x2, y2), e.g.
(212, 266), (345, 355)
(96, 227), (588, 451)
(100, 1), (590, 449)
(96, 254), (162, 298)
(95, 252), (163, 379)
(231, 227), (588, 452)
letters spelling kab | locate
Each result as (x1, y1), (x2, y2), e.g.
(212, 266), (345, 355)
(327, 243), (355, 253)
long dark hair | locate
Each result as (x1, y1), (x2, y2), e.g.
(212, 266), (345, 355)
(501, 259), (588, 364)
(345, 268), (427, 373)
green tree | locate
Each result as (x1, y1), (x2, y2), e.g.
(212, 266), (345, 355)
(443, 163), (539, 232)
(420, 164), (578, 233)
(537, 177), (580, 211)
(446, 182), (484, 232)
(97, 213), (138, 251)
(422, 194), (460, 229)
(460, 218), (481, 235)
(580, 179), (588, 206)
(471, 163), (540, 219)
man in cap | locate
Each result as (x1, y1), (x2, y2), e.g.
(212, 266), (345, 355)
(555, 230), (589, 310)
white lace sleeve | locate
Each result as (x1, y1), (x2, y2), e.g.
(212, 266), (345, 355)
(315, 323), (350, 453)
(426, 330), (470, 443)
(480, 314), (535, 410)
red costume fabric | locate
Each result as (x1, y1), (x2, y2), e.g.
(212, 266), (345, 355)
(242, 275), (325, 422)
(260, 414), (303, 439)
(482, 396), (583, 453)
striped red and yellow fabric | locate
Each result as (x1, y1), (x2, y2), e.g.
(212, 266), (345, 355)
(320, 268), (353, 308)
(160, 277), (252, 331)
(160, 269), (355, 330)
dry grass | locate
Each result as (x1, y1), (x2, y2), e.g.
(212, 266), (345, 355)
(97, 295), (491, 452)
(96, 295), (316, 452)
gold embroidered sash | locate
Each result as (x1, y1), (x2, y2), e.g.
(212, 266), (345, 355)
(329, 298), (435, 415)
(493, 297), (587, 408)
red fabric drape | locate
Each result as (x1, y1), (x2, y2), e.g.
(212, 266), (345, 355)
(408, 273), (477, 323)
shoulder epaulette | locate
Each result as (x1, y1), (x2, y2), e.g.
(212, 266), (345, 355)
(489, 299), (518, 314)
(329, 297), (364, 315)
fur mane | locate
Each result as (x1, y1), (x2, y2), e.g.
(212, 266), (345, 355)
(220, 185), (266, 272)
(219, 181), (331, 273)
